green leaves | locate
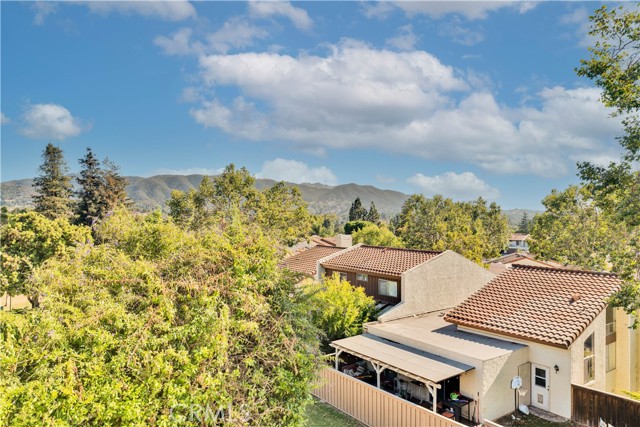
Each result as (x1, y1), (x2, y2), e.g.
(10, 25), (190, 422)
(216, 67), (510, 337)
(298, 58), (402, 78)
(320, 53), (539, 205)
(0, 209), (321, 426)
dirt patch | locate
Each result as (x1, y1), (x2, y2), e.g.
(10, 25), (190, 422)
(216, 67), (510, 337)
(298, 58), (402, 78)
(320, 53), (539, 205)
(494, 411), (576, 427)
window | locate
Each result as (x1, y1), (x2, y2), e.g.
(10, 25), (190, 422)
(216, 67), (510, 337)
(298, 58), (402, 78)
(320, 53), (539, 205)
(606, 342), (616, 372)
(338, 272), (348, 281)
(378, 279), (398, 297)
(534, 367), (546, 387)
(357, 274), (368, 282)
(584, 333), (595, 383)
(606, 305), (616, 336)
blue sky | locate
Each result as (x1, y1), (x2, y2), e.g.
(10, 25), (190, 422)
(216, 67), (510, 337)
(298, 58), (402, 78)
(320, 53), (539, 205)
(0, 1), (628, 209)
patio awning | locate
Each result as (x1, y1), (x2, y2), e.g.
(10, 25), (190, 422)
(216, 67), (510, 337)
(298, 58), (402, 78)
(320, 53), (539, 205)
(331, 333), (474, 385)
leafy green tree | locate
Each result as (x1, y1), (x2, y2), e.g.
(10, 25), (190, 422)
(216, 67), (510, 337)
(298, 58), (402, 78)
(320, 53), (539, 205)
(101, 158), (129, 213)
(351, 223), (403, 247)
(517, 212), (532, 234)
(395, 194), (505, 263)
(348, 197), (367, 221)
(168, 164), (312, 246)
(529, 186), (629, 271)
(0, 208), (321, 426)
(303, 273), (377, 352)
(574, 4), (640, 323)
(32, 143), (74, 220)
(76, 148), (105, 226)
(344, 220), (370, 235)
(0, 211), (92, 307)
(366, 201), (381, 225)
(311, 213), (341, 237)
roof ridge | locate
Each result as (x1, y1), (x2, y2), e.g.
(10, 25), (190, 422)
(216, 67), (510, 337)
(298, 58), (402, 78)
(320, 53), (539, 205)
(510, 264), (618, 277)
(360, 245), (442, 254)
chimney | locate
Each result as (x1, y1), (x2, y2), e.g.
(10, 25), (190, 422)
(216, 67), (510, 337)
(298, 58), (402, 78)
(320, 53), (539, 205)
(335, 234), (353, 248)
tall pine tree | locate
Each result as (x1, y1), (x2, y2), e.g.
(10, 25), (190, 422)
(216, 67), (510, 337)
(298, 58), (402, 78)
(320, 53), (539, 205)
(32, 143), (74, 220)
(76, 148), (105, 226)
(101, 158), (129, 212)
(348, 197), (367, 221)
(366, 201), (381, 225)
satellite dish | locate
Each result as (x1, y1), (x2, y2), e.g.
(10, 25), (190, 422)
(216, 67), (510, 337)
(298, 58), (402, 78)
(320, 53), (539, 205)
(511, 376), (523, 389)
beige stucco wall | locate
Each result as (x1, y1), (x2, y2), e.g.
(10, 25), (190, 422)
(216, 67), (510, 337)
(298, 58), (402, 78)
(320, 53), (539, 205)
(480, 347), (530, 421)
(458, 326), (573, 419)
(569, 309), (607, 393)
(379, 251), (495, 322)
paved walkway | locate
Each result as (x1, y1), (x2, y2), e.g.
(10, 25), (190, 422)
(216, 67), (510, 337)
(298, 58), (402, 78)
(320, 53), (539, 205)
(527, 406), (570, 423)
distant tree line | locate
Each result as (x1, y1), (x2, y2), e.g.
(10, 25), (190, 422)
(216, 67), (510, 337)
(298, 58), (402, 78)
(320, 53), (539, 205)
(32, 143), (128, 226)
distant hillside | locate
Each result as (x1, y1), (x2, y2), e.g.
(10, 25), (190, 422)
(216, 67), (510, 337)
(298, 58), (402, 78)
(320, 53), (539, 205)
(504, 208), (542, 229)
(1, 175), (540, 222)
(1, 175), (408, 220)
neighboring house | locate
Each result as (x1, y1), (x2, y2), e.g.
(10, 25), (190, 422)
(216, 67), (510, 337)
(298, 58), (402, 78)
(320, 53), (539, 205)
(507, 233), (529, 253)
(279, 245), (345, 277)
(329, 265), (639, 423)
(287, 234), (352, 255)
(487, 252), (564, 275)
(318, 245), (496, 320)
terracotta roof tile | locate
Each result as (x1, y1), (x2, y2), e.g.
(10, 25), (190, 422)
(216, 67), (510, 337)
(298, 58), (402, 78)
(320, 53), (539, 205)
(280, 246), (344, 276)
(322, 245), (442, 277)
(444, 265), (621, 348)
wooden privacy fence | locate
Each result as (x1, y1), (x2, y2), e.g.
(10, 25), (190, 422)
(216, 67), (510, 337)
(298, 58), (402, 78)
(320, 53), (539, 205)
(572, 383), (640, 427)
(313, 368), (465, 427)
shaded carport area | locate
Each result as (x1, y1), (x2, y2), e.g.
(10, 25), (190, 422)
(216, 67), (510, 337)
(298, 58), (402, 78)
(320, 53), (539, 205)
(331, 333), (474, 413)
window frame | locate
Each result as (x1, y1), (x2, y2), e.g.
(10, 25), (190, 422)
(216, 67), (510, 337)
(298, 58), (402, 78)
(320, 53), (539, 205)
(584, 333), (595, 383)
(378, 279), (398, 298)
(356, 273), (368, 282)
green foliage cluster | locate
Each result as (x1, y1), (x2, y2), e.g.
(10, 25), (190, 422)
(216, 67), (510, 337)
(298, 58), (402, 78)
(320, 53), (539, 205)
(168, 164), (312, 246)
(32, 143), (74, 220)
(344, 220), (370, 235)
(311, 213), (341, 237)
(351, 223), (403, 248)
(395, 195), (510, 263)
(76, 148), (129, 227)
(0, 212), (92, 306)
(529, 186), (630, 271)
(348, 197), (367, 222)
(532, 4), (640, 325)
(0, 208), (321, 426)
(32, 144), (128, 226)
(303, 273), (377, 352)
(517, 212), (534, 234)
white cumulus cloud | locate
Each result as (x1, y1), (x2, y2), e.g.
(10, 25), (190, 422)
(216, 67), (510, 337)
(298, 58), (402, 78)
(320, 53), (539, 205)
(187, 41), (620, 178)
(32, 1), (57, 25)
(248, 1), (312, 30)
(84, 0), (196, 21)
(1, 113), (10, 125)
(386, 25), (418, 51)
(20, 103), (87, 141)
(394, 1), (537, 20)
(408, 172), (500, 201)
(256, 158), (337, 185)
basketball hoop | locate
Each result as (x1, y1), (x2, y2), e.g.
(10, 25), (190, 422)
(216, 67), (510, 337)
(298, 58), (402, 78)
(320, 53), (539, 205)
(517, 389), (528, 397)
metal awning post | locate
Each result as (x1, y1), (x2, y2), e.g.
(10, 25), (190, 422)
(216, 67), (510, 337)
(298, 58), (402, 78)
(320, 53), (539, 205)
(370, 362), (386, 388)
(334, 349), (343, 370)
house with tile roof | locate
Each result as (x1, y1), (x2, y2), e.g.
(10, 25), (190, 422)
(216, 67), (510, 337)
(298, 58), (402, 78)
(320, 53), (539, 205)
(487, 252), (565, 275)
(281, 243), (496, 321)
(318, 245), (496, 321)
(328, 264), (640, 423)
(506, 233), (530, 253)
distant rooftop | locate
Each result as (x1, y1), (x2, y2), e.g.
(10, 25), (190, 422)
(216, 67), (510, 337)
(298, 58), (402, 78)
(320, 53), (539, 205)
(445, 265), (621, 348)
(279, 245), (344, 276)
(322, 245), (442, 277)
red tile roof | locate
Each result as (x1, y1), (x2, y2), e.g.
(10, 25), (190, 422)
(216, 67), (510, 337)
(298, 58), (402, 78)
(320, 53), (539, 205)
(310, 236), (337, 247)
(321, 245), (442, 277)
(280, 246), (344, 276)
(444, 265), (621, 348)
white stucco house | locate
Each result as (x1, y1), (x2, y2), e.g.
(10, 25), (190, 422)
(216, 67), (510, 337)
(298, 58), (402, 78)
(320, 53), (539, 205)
(330, 265), (639, 423)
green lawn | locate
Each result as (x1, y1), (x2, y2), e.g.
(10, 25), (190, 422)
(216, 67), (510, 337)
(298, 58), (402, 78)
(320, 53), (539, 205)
(305, 399), (366, 427)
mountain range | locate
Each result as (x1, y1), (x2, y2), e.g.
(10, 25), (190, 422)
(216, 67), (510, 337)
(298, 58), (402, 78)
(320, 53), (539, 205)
(1, 175), (539, 226)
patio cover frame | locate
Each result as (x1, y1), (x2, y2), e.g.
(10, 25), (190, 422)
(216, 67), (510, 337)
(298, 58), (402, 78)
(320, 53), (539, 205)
(331, 333), (474, 412)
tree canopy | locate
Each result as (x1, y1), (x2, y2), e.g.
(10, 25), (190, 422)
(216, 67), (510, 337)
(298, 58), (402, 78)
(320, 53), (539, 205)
(168, 164), (312, 246)
(348, 197), (367, 222)
(395, 195), (509, 263)
(32, 143), (74, 220)
(0, 208), (322, 426)
(351, 222), (403, 248)
(303, 273), (377, 352)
